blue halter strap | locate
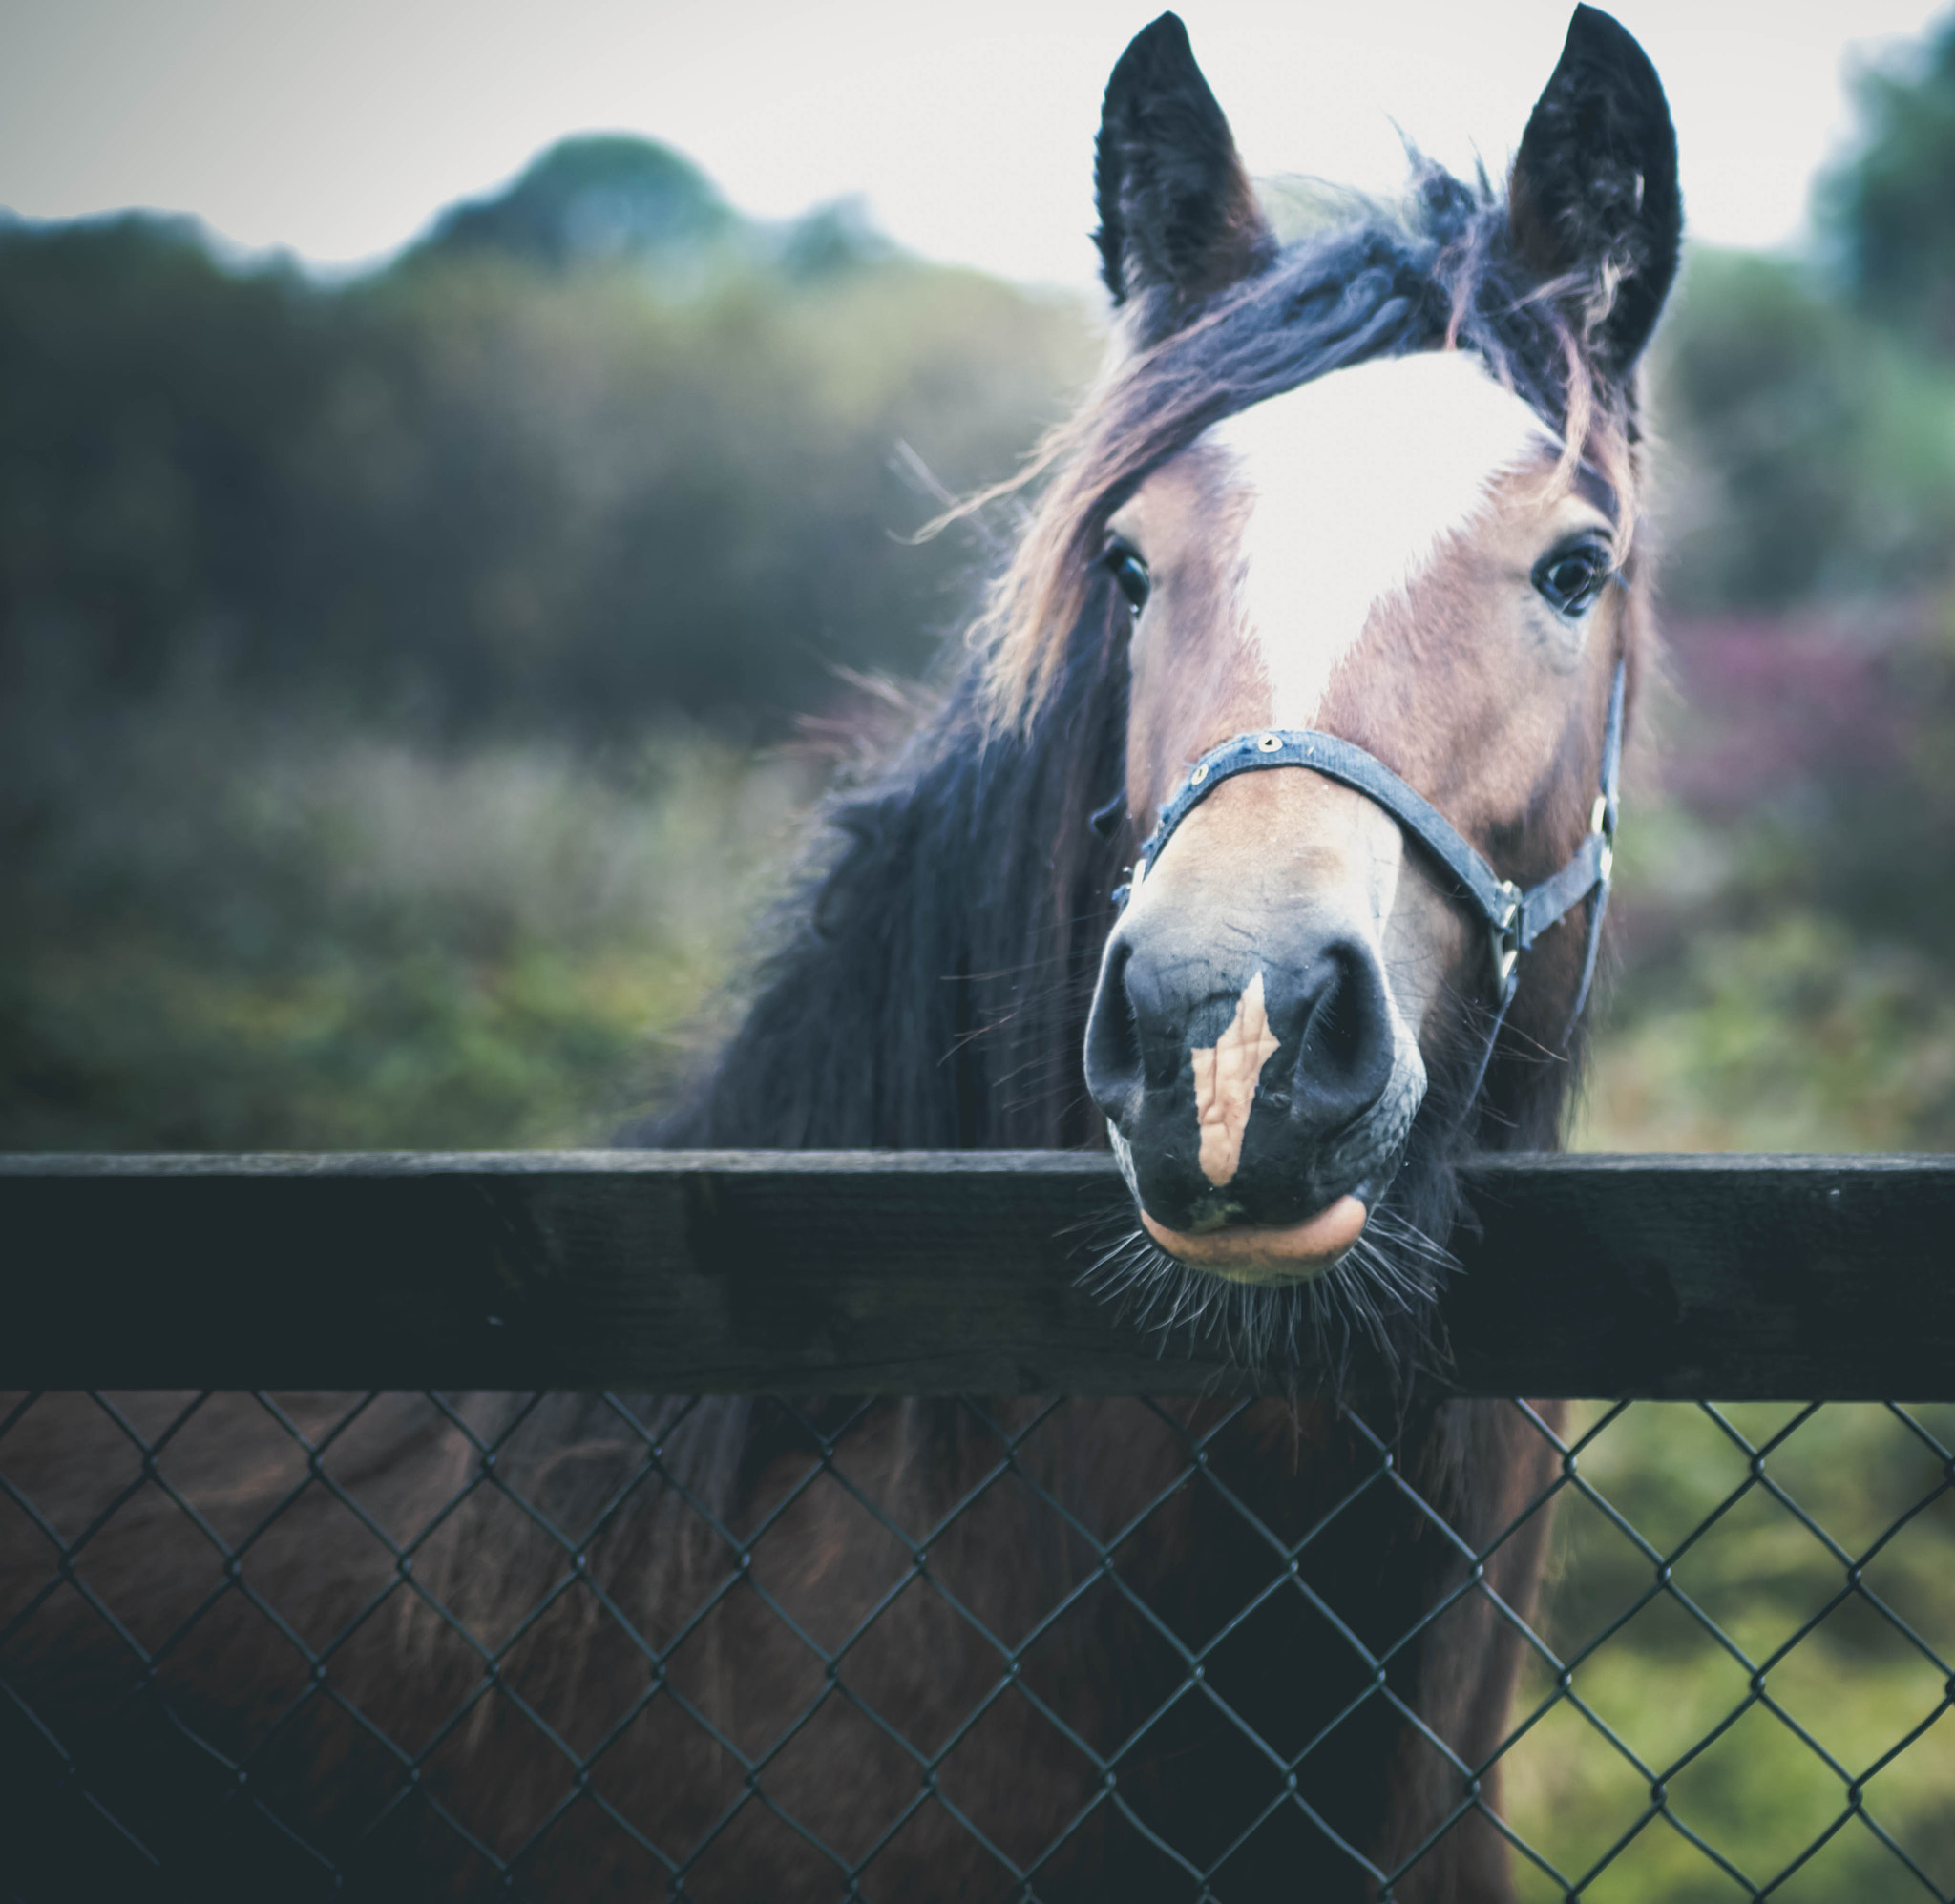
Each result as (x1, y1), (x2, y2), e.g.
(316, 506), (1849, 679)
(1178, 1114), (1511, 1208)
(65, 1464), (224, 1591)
(1112, 653), (1627, 1100)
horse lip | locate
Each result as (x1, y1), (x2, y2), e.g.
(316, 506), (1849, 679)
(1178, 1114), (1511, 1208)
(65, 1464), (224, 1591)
(1140, 1195), (1369, 1286)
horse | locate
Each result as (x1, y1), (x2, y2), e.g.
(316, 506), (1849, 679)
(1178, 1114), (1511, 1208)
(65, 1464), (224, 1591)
(0, 10), (1679, 1898)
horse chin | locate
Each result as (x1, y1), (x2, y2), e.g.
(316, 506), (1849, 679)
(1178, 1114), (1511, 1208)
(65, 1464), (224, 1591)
(1105, 1111), (1413, 1289)
(1139, 1195), (1369, 1286)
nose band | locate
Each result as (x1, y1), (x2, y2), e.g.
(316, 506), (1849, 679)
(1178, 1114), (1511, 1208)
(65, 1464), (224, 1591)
(1112, 653), (1626, 1095)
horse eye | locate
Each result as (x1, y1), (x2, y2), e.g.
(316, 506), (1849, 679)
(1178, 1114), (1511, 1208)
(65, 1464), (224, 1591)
(1105, 546), (1150, 613)
(1533, 542), (1613, 617)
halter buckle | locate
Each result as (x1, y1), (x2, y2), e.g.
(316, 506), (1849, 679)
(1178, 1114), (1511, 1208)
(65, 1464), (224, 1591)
(1590, 794), (1615, 881)
(1492, 881), (1524, 984)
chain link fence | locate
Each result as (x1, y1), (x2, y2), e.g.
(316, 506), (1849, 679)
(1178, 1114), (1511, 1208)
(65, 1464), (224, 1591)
(2, 1387), (1950, 1900)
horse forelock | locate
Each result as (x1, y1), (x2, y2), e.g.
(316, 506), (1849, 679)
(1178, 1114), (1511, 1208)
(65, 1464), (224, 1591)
(969, 166), (1642, 737)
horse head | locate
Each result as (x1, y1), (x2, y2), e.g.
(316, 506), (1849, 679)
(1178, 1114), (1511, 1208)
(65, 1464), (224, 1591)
(1009, 9), (1682, 1303)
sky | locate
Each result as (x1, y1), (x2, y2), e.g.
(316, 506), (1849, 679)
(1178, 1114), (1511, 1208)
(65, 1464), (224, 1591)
(1, 0), (1947, 293)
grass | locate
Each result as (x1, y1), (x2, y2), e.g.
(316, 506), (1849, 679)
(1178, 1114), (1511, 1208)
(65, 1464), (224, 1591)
(1580, 795), (1955, 1154)
(0, 679), (814, 1151)
(1503, 1400), (1955, 1901)
(1539, 703), (1955, 1894)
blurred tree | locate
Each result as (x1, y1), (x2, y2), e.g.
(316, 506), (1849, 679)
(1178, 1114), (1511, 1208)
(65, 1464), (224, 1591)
(413, 136), (738, 271)
(1821, 10), (1955, 355)
(0, 142), (1096, 738)
(1648, 246), (1955, 611)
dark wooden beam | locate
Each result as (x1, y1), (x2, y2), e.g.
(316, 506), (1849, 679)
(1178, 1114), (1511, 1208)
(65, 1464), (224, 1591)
(2, 1152), (1950, 1398)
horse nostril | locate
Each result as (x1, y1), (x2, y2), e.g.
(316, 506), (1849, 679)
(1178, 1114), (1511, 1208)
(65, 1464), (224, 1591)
(1284, 942), (1396, 1114)
(1084, 937), (1144, 1124)
(1304, 947), (1366, 1075)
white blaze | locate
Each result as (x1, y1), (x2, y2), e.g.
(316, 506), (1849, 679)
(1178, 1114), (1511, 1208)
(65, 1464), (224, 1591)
(1209, 351), (1554, 726)
(1191, 973), (1282, 1188)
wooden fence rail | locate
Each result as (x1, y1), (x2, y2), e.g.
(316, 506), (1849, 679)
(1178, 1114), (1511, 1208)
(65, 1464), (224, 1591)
(2, 1151), (1952, 1399)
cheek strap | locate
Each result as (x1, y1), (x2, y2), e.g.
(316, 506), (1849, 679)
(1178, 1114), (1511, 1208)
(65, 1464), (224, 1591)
(1111, 654), (1626, 1093)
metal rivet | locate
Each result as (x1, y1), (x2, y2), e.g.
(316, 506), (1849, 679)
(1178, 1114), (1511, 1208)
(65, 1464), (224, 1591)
(1258, 733), (1282, 753)
(1190, 764), (1208, 784)
(1591, 793), (1608, 833)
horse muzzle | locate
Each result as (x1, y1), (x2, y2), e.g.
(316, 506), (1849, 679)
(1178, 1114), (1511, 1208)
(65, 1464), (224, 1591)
(1083, 909), (1425, 1279)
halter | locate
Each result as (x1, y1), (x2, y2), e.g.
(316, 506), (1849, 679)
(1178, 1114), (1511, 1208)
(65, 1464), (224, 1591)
(1110, 652), (1627, 1103)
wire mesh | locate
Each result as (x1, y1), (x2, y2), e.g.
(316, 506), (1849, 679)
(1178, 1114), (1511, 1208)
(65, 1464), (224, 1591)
(0, 1391), (1950, 1901)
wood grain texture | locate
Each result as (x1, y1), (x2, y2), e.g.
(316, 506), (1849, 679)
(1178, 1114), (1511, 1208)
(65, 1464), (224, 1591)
(2, 1151), (1950, 1397)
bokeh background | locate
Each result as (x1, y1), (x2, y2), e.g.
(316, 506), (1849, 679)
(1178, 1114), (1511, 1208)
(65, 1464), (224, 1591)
(8, 5), (1955, 1158)
(4, 2), (1953, 1894)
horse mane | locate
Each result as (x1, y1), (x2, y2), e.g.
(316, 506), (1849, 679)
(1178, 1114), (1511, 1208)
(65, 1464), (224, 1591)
(642, 596), (1132, 1150)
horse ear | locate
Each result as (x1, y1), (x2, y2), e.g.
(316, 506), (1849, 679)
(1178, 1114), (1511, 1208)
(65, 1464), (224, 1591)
(1095, 13), (1274, 344)
(1510, 5), (1681, 377)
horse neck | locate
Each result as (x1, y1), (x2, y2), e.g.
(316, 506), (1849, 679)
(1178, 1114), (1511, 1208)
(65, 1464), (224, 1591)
(653, 620), (1131, 1151)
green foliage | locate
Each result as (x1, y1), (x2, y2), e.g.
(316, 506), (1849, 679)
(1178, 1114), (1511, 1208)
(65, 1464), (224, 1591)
(0, 677), (812, 1150)
(0, 152), (1097, 736)
(1655, 8), (1955, 611)
(1506, 1401), (1955, 1901)
(1821, 11), (1955, 353)
(1587, 907), (1955, 1154)
(1579, 584), (1955, 1154)
(0, 140), (1099, 1156)
(1585, 785), (1955, 1154)
(1648, 247), (1955, 610)
(413, 136), (738, 271)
